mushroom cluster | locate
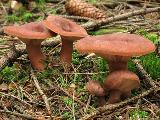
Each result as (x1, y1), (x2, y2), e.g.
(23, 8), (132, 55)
(75, 33), (155, 104)
(3, 15), (87, 70)
(3, 15), (156, 105)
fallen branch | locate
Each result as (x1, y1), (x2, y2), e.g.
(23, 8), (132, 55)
(30, 69), (52, 116)
(0, 92), (32, 107)
(0, 110), (37, 120)
(0, 36), (61, 71)
(59, 15), (95, 21)
(82, 7), (160, 30)
(132, 59), (156, 87)
(79, 84), (160, 120)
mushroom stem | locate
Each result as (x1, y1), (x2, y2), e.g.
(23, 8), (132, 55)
(26, 41), (45, 70)
(122, 91), (131, 99)
(108, 61), (128, 72)
(97, 96), (106, 107)
(106, 55), (130, 72)
(60, 38), (73, 65)
(107, 90), (122, 104)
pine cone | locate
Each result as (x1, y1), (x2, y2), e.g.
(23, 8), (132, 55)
(65, 0), (107, 20)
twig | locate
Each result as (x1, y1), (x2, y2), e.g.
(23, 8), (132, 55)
(63, 72), (106, 75)
(0, 1), (7, 15)
(59, 15), (95, 21)
(71, 84), (76, 120)
(0, 92), (32, 107)
(82, 7), (160, 30)
(0, 110), (37, 120)
(79, 84), (160, 120)
(132, 59), (156, 87)
(0, 28), (4, 35)
(84, 95), (92, 112)
(30, 69), (52, 116)
(0, 36), (61, 71)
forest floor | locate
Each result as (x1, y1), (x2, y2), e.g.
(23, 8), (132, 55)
(0, 0), (160, 120)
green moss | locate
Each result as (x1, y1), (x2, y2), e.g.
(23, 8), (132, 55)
(22, 12), (33, 22)
(87, 0), (97, 4)
(5, 14), (20, 23)
(128, 53), (160, 79)
(137, 29), (160, 44)
(89, 28), (126, 35)
(128, 60), (137, 73)
(91, 57), (108, 83)
(6, 9), (34, 23)
(0, 64), (28, 83)
(129, 110), (149, 120)
(139, 53), (160, 79)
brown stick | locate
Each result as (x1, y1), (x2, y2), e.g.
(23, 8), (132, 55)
(132, 59), (156, 87)
(0, 92), (32, 107)
(59, 15), (95, 21)
(30, 69), (52, 116)
(79, 84), (160, 120)
(82, 7), (160, 30)
(0, 110), (37, 120)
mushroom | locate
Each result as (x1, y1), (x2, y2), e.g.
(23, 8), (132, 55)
(4, 22), (53, 70)
(86, 80), (106, 106)
(104, 70), (140, 104)
(75, 33), (155, 72)
(75, 33), (155, 103)
(43, 15), (88, 66)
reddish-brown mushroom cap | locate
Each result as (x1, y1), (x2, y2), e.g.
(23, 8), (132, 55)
(104, 70), (140, 104)
(104, 70), (140, 92)
(75, 33), (155, 57)
(43, 15), (88, 41)
(3, 22), (52, 41)
(86, 80), (106, 106)
(86, 80), (105, 97)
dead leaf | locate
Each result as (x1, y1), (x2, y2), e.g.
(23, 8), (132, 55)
(0, 83), (8, 92)
(8, 82), (17, 91)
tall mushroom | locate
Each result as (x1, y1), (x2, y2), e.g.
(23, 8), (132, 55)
(43, 15), (88, 66)
(4, 22), (53, 70)
(75, 33), (155, 72)
(75, 33), (155, 103)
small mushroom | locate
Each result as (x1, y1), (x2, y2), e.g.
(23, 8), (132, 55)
(43, 15), (88, 65)
(86, 80), (105, 96)
(104, 70), (140, 104)
(86, 80), (106, 106)
(4, 22), (53, 70)
(75, 33), (155, 72)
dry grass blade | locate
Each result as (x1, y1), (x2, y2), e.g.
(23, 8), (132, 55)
(30, 68), (52, 116)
